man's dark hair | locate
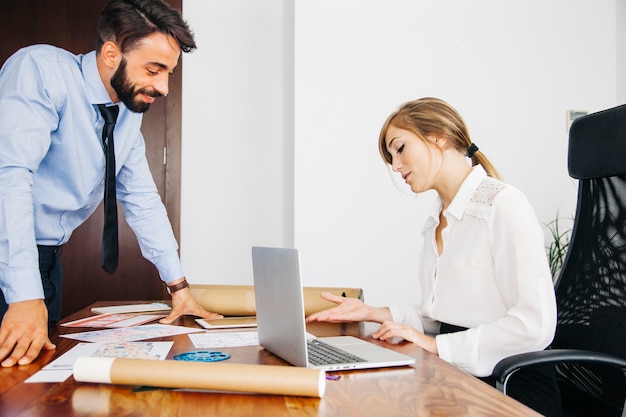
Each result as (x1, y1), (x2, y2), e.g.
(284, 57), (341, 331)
(97, 0), (196, 54)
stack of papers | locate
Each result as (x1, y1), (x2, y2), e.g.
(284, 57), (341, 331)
(26, 303), (263, 384)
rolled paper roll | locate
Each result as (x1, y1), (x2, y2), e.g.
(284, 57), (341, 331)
(189, 284), (363, 316)
(74, 357), (326, 398)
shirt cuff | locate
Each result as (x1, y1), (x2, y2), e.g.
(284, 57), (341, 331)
(388, 305), (425, 333)
(152, 251), (184, 283)
(435, 334), (452, 363)
(1, 267), (45, 304)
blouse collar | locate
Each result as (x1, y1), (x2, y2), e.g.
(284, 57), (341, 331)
(422, 165), (487, 233)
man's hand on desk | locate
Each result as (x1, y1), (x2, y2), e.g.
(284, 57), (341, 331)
(159, 287), (223, 324)
(0, 299), (56, 367)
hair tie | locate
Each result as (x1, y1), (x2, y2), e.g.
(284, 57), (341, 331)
(466, 143), (479, 158)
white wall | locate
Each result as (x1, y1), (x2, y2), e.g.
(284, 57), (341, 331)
(181, 0), (291, 286)
(183, 1), (620, 308)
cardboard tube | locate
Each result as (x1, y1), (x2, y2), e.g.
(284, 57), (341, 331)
(190, 284), (363, 316)
(74, 357), (325, 398)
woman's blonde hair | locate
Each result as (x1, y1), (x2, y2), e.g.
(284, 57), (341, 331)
(378, 97), (501, 179)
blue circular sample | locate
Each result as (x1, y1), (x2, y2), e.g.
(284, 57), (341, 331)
(174, 351), (231, 362)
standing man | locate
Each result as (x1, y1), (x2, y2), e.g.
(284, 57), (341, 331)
(0, 0), (221, 367)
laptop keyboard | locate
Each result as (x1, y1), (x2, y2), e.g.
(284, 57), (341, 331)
(307, 339), (367, 366)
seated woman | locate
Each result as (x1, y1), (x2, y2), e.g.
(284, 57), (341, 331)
(307, 97), (561, 417)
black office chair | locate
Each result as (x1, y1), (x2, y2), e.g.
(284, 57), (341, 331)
(493, 104), (626, 417)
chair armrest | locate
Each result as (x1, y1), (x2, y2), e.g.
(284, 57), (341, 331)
(493, 349), (626, 393)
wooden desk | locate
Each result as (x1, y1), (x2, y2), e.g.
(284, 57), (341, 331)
(0, 302), (540, 416)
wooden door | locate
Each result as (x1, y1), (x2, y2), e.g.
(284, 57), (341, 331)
(0, 0), (183, 316)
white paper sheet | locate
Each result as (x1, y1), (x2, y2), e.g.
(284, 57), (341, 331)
(188, 331), (259, 348)
(25, 341), (173, 383)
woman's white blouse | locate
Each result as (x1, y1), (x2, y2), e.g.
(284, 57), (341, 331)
(388, 165), (557, 377)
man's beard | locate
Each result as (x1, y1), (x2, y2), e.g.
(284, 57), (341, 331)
(110, 58), (163, 113)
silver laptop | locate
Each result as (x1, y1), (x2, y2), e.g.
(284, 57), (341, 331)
(251, 246), (415, 371)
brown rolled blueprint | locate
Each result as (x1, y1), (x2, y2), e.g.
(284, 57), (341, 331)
(74, 357), (326, 398)
(189, 284), (363, 316)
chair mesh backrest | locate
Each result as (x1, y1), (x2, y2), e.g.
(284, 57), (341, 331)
(552, 104), (626, 409)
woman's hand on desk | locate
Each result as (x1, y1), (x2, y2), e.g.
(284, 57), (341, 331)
(305, 291), (392, 324)
(305, 292), (438, 355)
(159, 288), (223, 324)
(373, 321), (438, 355)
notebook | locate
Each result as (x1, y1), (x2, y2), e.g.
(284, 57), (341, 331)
(251, 246), (416, 371)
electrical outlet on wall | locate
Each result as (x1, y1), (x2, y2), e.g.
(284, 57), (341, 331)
(566, 109), (588, 132)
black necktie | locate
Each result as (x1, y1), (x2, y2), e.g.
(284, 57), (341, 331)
(98, 104), (120, 274)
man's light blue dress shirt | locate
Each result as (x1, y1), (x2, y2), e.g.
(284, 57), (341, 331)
(0, 45), (184, 304)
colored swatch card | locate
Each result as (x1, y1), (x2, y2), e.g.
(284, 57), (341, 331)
(62, 313), (166, 328)
(60, 324), (204, 343)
